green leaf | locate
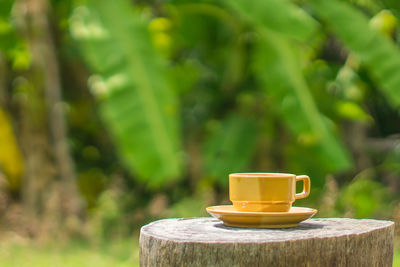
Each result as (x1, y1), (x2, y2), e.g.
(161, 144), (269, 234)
(0, 0), (13, 17)
(254, 29), (352, 172)
(0, 1), (24, 61)
(311, 0), (400, 107)
(338, 178), (392, 218)
(69, 0), (181, 186)
(203, 114), (257, 185)
(227, 0), (319, 41)
(335, 101), (372, 122)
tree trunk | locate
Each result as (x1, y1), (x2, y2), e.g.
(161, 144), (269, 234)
(13, 0), (84, 237)
(140, 217), (394, 267)
(0, 54), (8, 107)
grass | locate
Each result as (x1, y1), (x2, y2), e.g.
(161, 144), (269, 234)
(395, 248), (400, 267)
(0, 236), (397, 266)
(0, 238), (139, 267)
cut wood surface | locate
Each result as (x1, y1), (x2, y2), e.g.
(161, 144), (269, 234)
(140, 217), (394, 267)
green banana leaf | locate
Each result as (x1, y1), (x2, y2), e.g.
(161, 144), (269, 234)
(311, 0), (400, 107)
(227, 0), (319, 41)
(226, 0), (352, 172)
(69, 0), (181, 186)
(203, 114), (257, 185)
(253, 29), (352, 172)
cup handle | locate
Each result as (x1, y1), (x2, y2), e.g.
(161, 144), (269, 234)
(295, 175), (310, 199)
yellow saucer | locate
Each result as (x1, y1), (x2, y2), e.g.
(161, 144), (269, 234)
(206, 205), (317, 228)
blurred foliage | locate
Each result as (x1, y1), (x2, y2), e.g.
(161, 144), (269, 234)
(396, 249), (400, 267)
(203, 114), (257, 185)
(0, 0), (399, 250)
(254, 31), (352, 177)
(338, 177), (393, 218)
(70, 0), (181, 187)
(311, 0), (400, 106)
(0, 108), (23, 189)
(0, 239), (139, 267)
(229, 0), (319, 41)
(166, 196), (208, 218)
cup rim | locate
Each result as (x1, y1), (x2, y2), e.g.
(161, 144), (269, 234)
(229, 172), (295, 178)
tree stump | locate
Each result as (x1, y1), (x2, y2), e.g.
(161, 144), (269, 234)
(140, 218), (394, 267)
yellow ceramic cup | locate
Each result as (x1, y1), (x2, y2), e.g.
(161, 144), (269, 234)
(229, 173), (310, 212)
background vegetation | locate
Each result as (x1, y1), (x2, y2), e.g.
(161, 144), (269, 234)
(0, 0), (400, 265)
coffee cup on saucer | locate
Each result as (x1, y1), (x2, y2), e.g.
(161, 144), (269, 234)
(229, 173), (310, 212)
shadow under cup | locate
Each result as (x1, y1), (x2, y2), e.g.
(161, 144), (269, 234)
(229, 173), (310, 212)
